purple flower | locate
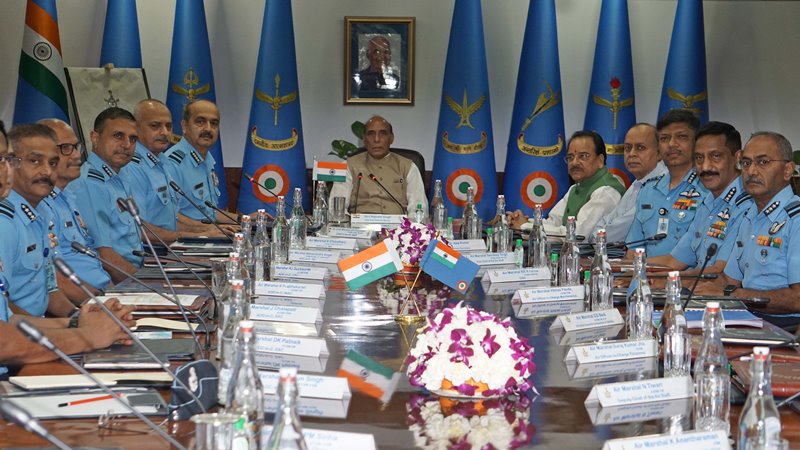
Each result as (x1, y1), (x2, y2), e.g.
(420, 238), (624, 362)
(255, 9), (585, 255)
(480, 329), (501, 357)
(448, 328), (474, 363)
(453, 382), (477, 396)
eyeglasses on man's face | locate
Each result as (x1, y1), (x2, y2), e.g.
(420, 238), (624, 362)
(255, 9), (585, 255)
(737, 157), (790, 170)
(58, 142), (83, 156)
(0, 154), (21, 168)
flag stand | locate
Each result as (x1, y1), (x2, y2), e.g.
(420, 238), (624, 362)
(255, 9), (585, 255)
(395, 269), (425, 325)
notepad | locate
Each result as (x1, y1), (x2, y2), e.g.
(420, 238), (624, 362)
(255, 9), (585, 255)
(9, 372), (173, 391)
(2, 388), (167, 418)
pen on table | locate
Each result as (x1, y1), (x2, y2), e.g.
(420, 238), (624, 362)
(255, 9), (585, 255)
(57, 394), (115, 407)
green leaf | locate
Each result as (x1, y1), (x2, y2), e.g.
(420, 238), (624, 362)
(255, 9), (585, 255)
(351, 121), (366, 141)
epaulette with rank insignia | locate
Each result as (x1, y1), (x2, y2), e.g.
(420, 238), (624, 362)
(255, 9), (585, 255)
(146, 152), (159, 165)
(723, 187), (737, 203)
(48, 190), (58, 199)
(130, 154), (142, 164)
(764, 201), (781, 216)
(0, 200), (14, 220)
(168, 149), (185, 164)
(687, 171), (698, 184)
(735, 192), (752, 207)
(643, 174), (664, 186)
(785, 201), (800, 218)
(190, 150), (203, 165)
(87, 168), (105, 182)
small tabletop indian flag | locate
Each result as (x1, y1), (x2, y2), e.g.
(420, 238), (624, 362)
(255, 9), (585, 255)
(420, 239), (480, 294)
(337, 239), (403, 290)
(313, 160), (347, 183)
(337, 349), (400, 404)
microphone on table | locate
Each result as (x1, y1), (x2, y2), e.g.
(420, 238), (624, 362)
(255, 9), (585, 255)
(0, 399), (72, 450)
(608, 233), (667, 249)
(680, 243), (718, 311)
(168, 182), (233, 241)
(204, 200), (239, 225)
(244, 172), (313, 225)
(15, 318), (187, 450)
(351, 172), (363, 214)
(368, 174), (405, 213)
(71, 241), (210, 353)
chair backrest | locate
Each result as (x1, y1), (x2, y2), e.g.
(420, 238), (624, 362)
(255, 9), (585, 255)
(352, 147), (428, 193)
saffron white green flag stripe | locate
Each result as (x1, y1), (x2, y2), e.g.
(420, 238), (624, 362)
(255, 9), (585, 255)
(431, 241), (458, 269)
(14, 0), (69, 124)
(313, 160), (347, 183)
(337, 349), (400, 403)
(337, 240), (402, 290)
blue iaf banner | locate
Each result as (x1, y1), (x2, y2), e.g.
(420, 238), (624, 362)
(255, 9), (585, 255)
(99, 0), (142, 68)
(502, 0), (566, 215)
(657, 0), (708, 124)
(431, 0), (497, 221)
(583, 0), (636, 188)
(165, 0), (228, 207)
(237, 0), (307, 214)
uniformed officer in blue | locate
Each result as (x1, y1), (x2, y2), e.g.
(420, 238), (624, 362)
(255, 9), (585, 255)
(650, 122), (751, 272)
(697, 132), (800, 322)
(38, 119), (111, 301)
(163, 99), (232, 223)
(626, 109), (707, 257)
(66, 108), (143, 283)
(0, 124), (79, 317)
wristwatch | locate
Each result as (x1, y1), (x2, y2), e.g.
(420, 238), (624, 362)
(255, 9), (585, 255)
(723, 284), (738, 296)
(68, 307), (80, 328)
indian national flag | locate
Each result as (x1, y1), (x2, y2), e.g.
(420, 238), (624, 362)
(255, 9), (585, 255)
(337, 349), (400, 404)
(337, 240), (402, 290)
(431, 240), (459, 269)
(313, 160), (348, 183)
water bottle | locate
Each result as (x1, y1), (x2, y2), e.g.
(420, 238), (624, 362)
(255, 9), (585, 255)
(589, 229), (613, 311)
(627, 248), (654, 340)
(662, 271), (691, 377)
(430, 179), (447, 233)
(461, 187), (480, 240)
(263, 367), (308, 450)
(583, 270), (591, 311)
(272, 196), (290, 263)
(528, 204), (548, 268)
(558, 216), (580, 285)
(218, 279), (247, 406)
(485, 228), (494, 252)
(226, 320), (264, 450)
(289, 188), (306, 249)
(549, 252), (559, 286)
(445, 216), (454, 240)
(413, 203), (425, 224)
(738, 347), (781, 449)
(494, 195), (512, 252)
(694, 301), (730, 433)
(311, 181), (328, 234)
(514, 238), (524, 268)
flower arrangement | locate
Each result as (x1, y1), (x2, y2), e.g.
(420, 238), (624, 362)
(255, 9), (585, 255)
(376, 278), (452, 318)
(406, 302), (537, 398)
(406, 394), (536, 449)
(384, 218), (447, 266)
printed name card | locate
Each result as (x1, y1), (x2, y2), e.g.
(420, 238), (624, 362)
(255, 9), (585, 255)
(255, 281), (324, 299)
(260, 426), (376, 450)
(588, 397), (692, 426)
(250, 304), (321, 324)
(263, 395), (349, 419)
(289, 249), (341, 264)
(585, 375), (692, 408)
(350, 213), (403, 226)
(483, 280), (550, 296)
(254, 295), (324, 311)
(512, 286), (584, 304)
(553, 324), (624, 347)
(601, 430), (729, 450)
(449, 239), (488, 252)
(551, 309), (624, 332)
(567, 356), (656, 380)
(565, 338), (657, 364)
(465, 252), (516, 267)
(305, 237), (357, 251)
(482, 267), (550, 283)
(254, 352), (327, 373)
(259, 372), (350, 400)
(272, 264), (328, 281)
(513, 299), (585, 318)
(255, 334), (329, 358)
(326, 227), (374, 240)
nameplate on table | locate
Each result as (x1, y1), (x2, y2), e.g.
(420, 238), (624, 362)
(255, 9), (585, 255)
(585, 375), (692, 408)
(255, 334), (329, 358)
(552, 323), (624, 347)
(261, 426), (376, 450)
(551, 309), (624, 332)
(250, 304), (321, 324)
(601, 430), (729, 450)
(483, 279), (549, 296)
(264, 394), (350, 419)
(306, 236), (357, 251)
(260, 372), (350, 400)
(449, 239), (487, 252)
(254, 352), (327, 373)
(272, 264), (328, 281)
(513, 299), (584, 318)
(481, 267), (550, 283)
(512, 286), (584, 304)
(565, 338), (657, 364)
(254, 295), (324, 311)
(350, 213), (403, 226)
(465, 252), (516, 267)
(326, 227), (374, 240)
(567, 357), (656, 380)
(255, 281), (324, 299)
(254, 319), (321, 338)
(290, 249), (341, 264)
(588, 397), (692, 426)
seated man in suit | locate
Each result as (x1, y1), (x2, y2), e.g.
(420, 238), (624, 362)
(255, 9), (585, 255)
(510, 130), (625, 239)
(329, 115), (427, 215)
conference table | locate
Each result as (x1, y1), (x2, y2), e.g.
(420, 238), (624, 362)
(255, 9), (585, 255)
(2, 262), (800, 449)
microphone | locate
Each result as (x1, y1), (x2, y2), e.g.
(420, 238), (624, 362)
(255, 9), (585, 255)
(169, 181), (233, 241)
(608, 233), (667, 249)
(204, 200), (239, 225)
(351, 172), (363, 214)
(368, 173), (405, 213)
(15, 319), (187, 449)
(0, 399), (72, 450)
(680, 243), (718, 311)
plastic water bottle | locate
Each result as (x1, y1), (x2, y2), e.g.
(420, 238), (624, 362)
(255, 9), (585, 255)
(558, 216), (580, 285)
(218, 279), (247, 406)
(272, 196), (290, 263)
(738, 347), (781, 449)
(549, 252), (559, 286)
(288, 188), (306, 249)
(430, 180), (447, 233)
(627, 248), (653, 340)
(528, 204), (548, 268)
(226, 320), (264, 450)
(589, 229), (613, 311)
(583, 270), (591, 311)
(263, 367), (308, 450)
(485, 228), (494, 252)
(413, 203), (425, 224)
(694, 301), (730, 433)
(514, 238), (524, 268)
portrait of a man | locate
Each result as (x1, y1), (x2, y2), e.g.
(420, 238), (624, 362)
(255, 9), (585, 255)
(354, 35), (400, 94)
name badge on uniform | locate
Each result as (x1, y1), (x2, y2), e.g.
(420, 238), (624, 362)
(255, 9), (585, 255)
(657, 218), (669, 235)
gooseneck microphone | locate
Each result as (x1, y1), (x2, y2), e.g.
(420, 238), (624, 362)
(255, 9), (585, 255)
(0, 399), (72, 450)
(15, 318), (188, 450)
(368, 174), (405, 213)
(51, 258), (206, 416)
(168, 182), (233, 240)
(680, 243), (719, 311)
(351, 172), (363, 214)
(204, 200), (239, 225)
(608, 233), (667, 249)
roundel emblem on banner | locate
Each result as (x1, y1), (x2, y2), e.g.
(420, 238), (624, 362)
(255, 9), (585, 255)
(608, 168), (632, 189)
(521, 172), (558, 210)
(456, 280), (468, 292)
(446, 169), (484, 207)
(252, 164), (289, 203)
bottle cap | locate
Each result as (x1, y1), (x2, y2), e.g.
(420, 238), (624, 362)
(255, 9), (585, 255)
(668, 271), (680, 281)
(705, 301), (720, 312)
(417, 203), (422, 208)
(448, 217), (453, 223)
(635, 248), (645, 256)
(584, 270), (590, 279)
(516, 239), (522, 245)
(239, 320), (254, 333)
(753, 346), (770, 360)
(234, 232), (244, 240)
(229, 252), (240, 261)
(279, 367), (298, 381)
(230, 279), (244, 289)
(597, 229), (606, 238)
(487, 227), (493, 233)
(241, 215), (251, 223)
(551, 253), (558, 261)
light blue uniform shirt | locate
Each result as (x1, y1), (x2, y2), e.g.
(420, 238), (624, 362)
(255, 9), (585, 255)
(120, 142), (179, 231)
(0, 191), (57, 316)
(41, 187), (112, 290)
(0, 272), (10, 377)
(66, 152), (143, 267)
(724, 185), (800, 290)
(671, 177), (752, 268)
(626, 169), (707, 257)
(162, 138), (220, 221)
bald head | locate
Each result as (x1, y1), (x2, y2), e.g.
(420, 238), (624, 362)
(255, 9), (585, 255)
(38, 118), (82, 187)
(367, 36), (391, 73)
(623, 123), (661, 180)
(134, 99), (173, 155)
(363, 115), (394, 159)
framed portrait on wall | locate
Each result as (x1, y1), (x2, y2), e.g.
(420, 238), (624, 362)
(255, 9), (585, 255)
(344, 16), (415, 105)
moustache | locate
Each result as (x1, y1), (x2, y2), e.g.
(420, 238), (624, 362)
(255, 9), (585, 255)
(33, 177), (53, 186)
(154, 136), (170, 143)
(699, 171), (719, 178)
(200, 132), (214, 139)
(744, 175), (763, 186)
